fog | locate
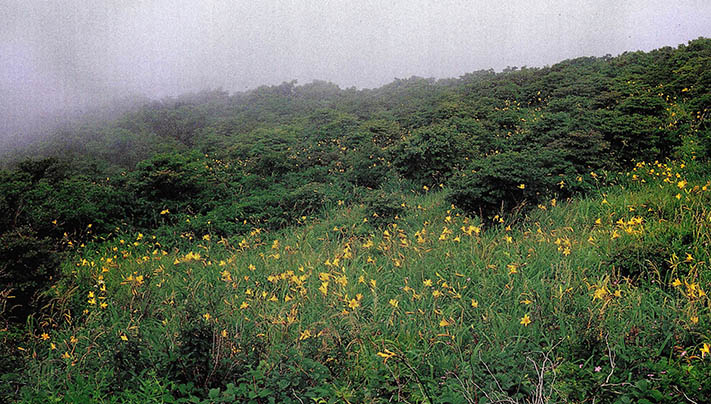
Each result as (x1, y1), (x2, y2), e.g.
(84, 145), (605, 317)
(2, 0), (711, 147)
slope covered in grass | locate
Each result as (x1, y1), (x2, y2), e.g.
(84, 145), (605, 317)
(2, 38), (710, 404)
(3, 37), (710, 333)
(10, 157), (711, 403)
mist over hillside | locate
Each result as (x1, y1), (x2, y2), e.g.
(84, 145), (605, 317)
(3, 2), (711, 402)
(3, 0), (711, 152)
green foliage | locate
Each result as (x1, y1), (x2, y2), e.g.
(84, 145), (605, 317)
(547, 130), (613, 172)
(132, 152), (213, 205)
(447, 149), (563, 216)
(394, 123), (475, 185)
(361, 190), (405, 228)
(345, 142), (392, 189)
(0, 227), (61, 320)
(3, 37), (711, 404)
(8, 159), (711, 403)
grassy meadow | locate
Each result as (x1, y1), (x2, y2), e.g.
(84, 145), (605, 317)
(2, 38), (711, 403)
(10, 157), (711, 403)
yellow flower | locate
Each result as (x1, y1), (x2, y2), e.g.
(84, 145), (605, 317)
(319, 282), (329, 295)
(160, 209), (170, 215)
(593, 287), (608, 300)
(518, 184), (525, 189)
(203, 313), (211, 321)
(376, 349), (397, 363)
(120, 334), (128, 341)
(240, 301), (249, 309)
(439, 318), (452, 327)
(701, 343), (710, 358)
(389, 299), (399, 308)
(40, 333), (50, 341)
(299, 329), (312, 341)
(423, 279), (433, 287)
(507, 264), (518, 275)
(520, 314), (531, 326)
(471, 299), (479, 308)
(348, 299), (360, 309)
(672, 278), (682, 287)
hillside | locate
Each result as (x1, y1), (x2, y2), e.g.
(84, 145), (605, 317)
(7, 156), (711, 403)
(1, 38), (711, 403)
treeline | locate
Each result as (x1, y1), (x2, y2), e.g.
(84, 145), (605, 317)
(1, 37), (710, 320)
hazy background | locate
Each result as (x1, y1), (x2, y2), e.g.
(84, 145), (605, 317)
(2, 0), (711, 145)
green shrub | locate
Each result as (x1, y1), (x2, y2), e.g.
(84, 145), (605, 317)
(0, 227), (61, 320)
(361, 191), (405, 228)
(393, 123), (475, 185)
(345, 143), (392, 189)
(447, 149), (564, 217)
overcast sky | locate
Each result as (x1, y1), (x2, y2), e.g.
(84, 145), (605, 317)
(2, 0), (711, 139)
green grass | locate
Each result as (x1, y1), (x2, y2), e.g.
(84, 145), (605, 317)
(10, 159), (711, 403)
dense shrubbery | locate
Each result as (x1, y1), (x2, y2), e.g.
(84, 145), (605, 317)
(2, 38), (710, 321)
(8, 158), (711, 403)
(448, 149), (562, 215)
(0, 227), (60, 319)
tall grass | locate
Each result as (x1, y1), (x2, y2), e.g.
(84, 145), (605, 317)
(12, 160), (711, 403)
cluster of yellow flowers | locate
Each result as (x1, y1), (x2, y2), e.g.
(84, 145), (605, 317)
(32, 163), (711, 370)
